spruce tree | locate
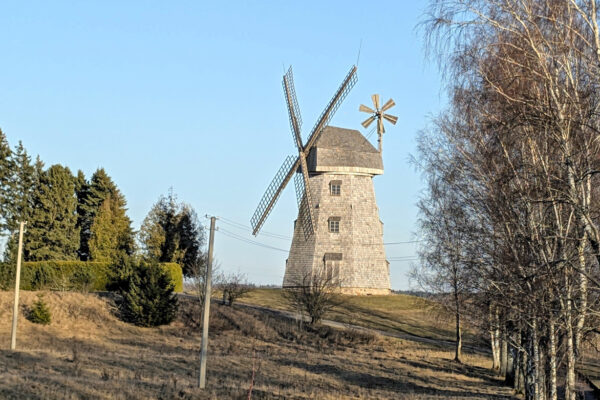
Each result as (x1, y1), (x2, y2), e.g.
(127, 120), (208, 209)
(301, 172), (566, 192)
(88, 195), (134, 261)
(178, 205), (204, 276)
(0, 129), (14, 235)
(24, 164), (80, 261)
(4, 142), (36, 261)
(139, 191), (205, 277)
(119, 261), (178, 327)
(78, 168), (134, 260)
(74, 169), (89, 259)
(10, 142), (35, 225)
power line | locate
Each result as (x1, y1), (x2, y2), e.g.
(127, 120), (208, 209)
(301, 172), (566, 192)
(384, 240), (423, 245)
(218, 216), (291, 240)
(217, 228), (289, 253)
(213, 215), (423, 253)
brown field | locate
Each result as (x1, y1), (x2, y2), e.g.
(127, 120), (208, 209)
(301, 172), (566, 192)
(0, 290), (517, 399)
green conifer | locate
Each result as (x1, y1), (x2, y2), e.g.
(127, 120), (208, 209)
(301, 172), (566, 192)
(4, 142), (36, 261)
(78, 168), (134, 260)
(119, 261), (178, 327)
(0, 130), (14, 235)
(139, 191), (205, 277)
(24, 164), (80, 261)
(89, 195), (134, 261)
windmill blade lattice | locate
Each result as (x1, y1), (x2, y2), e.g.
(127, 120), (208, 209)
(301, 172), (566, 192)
(283, 67), (303, 148)
(304, 66), (358, 151)
(293, 172), (314, 240)
(251, 155), (299, 235)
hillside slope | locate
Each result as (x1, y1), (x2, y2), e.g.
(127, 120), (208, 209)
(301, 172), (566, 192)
(0, 291), (516, 399)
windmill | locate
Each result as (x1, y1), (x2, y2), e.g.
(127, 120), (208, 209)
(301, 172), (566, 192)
(250, 65), (358, 240)
(251, 66), (392, 296)
(359, 94), (398, 153)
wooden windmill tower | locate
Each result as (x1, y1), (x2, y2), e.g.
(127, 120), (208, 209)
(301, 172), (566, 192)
(251, 66), (396, 295)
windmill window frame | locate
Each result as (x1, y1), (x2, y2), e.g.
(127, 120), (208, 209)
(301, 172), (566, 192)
(328, 217), (341, 233)
(329, 180), (342, 196)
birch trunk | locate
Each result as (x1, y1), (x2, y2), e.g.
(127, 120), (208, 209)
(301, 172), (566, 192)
(515, 329), (524, 394)
(563, 265), (577, 400)
(500, 330), (508, 379)
(525, 322), (539, 400)
(548, 318), (557, 400)
(576, 231), (588, 356)
(490, 305), (500, 371)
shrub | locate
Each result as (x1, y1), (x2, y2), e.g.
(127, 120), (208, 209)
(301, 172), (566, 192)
(0, 262), (15, 290)
(28, 294), (51, 325)
(119, 261), (178, 327)
(105, 255), (136, 292)
(161, 262), (183, 293)
(71, 268), (95, 293)
(218, 271), (251, 306)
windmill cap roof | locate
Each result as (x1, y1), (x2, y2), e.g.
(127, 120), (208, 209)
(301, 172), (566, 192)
(307, 126), (383, 175)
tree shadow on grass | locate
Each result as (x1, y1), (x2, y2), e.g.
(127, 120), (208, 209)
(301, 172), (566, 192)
(275, 356), (516, 399)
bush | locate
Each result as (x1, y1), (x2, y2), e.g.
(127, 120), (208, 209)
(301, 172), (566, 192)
(161, 263), (183, 293)
(71, 268), (95, 293)
(119, 261), (178, 327)
(0, 262), (15, 290)
(23, 261), (109, 291)
(218, 271), (251, 306)
(28, 294), (51, 325)
(0, 260), (183, 293)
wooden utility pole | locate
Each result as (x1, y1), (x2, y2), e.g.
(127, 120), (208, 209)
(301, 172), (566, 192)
(199, 216), (216, 388)
(11, 221), (26, 351)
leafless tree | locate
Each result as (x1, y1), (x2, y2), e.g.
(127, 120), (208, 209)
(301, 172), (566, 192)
(413, 136), (475, 363)
(282, 266), (343, 326)
(188, 255), (220, 307)
(218, 271), (251, 306)
(418, 1), (600, 399)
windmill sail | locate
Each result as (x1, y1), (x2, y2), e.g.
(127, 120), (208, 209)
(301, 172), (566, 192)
(283, 67), (303, 147)
(304, 65), (358, 151)
(293, 172), (314, 240)
(251, 155), (300, 235)
(251, 65), (358, 237)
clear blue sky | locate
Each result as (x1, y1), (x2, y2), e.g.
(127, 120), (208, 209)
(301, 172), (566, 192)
(0, 1), (445, 290)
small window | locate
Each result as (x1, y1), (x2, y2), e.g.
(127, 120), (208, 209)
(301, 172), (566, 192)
(329, 180), (341, 196)
(328, 217), (340, 233)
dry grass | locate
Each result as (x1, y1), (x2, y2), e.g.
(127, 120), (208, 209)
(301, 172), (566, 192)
(0, 290), (517, 399)
(239, 289), (462, 341)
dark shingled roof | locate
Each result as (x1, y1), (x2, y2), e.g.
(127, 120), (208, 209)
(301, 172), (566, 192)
(307, 126), (383, 174)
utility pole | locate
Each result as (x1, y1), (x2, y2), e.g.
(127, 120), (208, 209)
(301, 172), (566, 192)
(11, 221), (26, 351)
(199, 216), (216, 388)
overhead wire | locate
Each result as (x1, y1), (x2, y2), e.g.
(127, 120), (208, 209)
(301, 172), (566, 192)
(211, 216), (423, 261)
(218, 216), (291, 240)
(217, 227), (289, 253)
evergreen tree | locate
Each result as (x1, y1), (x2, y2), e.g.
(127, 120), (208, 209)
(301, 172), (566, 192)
(0, 129), (14, 235)
(119, 261), (178, 327)
(10, 142), (35, 224)
(24, 164), (80, 261)
(139, 191), (205, 277)
(78, 168), (134, 260)
(178, 205), (203, 276)
(3, 142), (36, 261)
(88, 194), (135, 261)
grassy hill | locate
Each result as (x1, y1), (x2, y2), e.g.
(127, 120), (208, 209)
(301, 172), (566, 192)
(238, 289), (465, 341)
(0, 290), (516, 399)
